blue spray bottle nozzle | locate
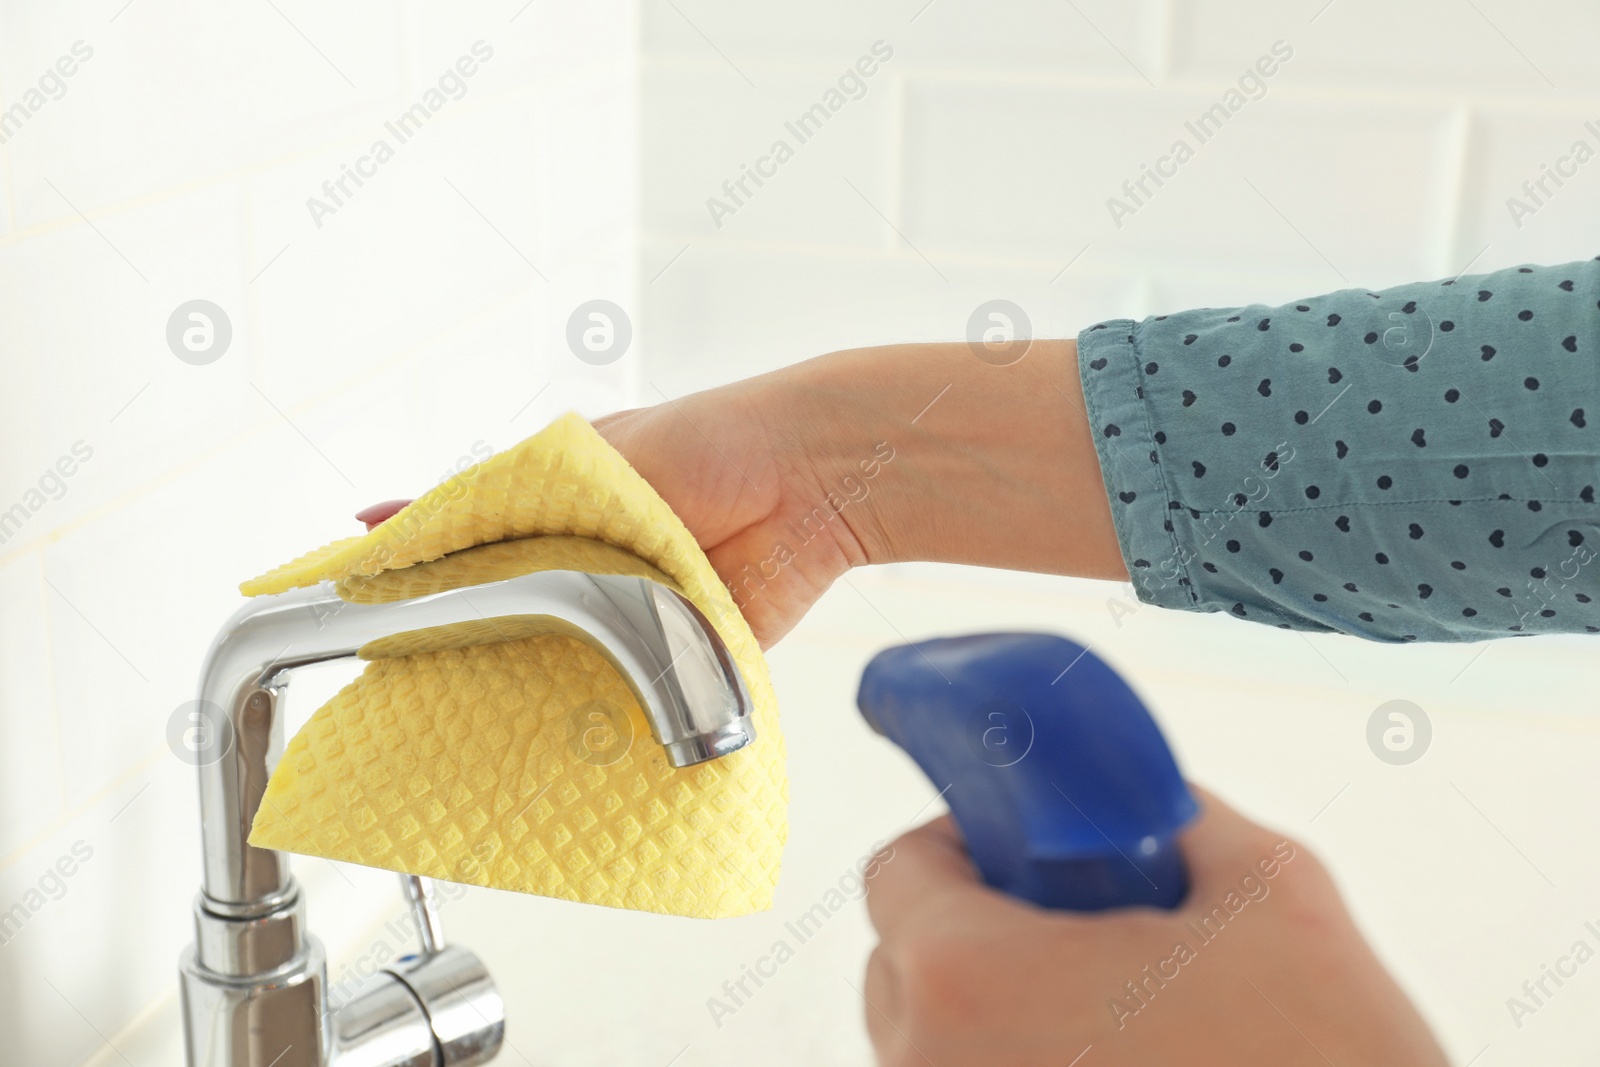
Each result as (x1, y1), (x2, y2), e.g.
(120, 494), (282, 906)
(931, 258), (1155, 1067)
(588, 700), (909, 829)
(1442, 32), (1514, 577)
(857, 633), (1197, 911)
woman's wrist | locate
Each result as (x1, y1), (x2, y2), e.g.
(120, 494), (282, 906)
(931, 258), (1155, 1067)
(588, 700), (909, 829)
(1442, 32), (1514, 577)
(769, 339), (1127, 581)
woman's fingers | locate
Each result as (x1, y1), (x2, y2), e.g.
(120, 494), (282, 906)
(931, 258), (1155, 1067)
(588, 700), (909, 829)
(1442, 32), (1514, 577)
(864, 815), (1005, 943)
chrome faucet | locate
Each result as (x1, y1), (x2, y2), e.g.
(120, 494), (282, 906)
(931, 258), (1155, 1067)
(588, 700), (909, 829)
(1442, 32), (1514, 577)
(180, 569), (757, 1066)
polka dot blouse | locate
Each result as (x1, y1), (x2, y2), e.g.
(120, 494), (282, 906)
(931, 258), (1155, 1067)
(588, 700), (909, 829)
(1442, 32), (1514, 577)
(1077, 257), (1600, 643)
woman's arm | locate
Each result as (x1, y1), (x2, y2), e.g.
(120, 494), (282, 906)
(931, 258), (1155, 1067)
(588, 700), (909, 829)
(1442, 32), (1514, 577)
(598, 256), (1600, 646)
(772, 339), (1126, 581)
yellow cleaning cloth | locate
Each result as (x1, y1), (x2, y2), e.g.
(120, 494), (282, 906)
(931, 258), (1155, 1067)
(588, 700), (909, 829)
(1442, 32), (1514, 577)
(244, 414), (786, 918)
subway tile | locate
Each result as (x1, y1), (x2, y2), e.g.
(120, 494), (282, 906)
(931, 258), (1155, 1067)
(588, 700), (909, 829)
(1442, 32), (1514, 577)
(0, 553), (66, 857)
(1, 1), (408, 230)
(1457, 108), (1600, 271)
(0, 770), (190, 1067)
(290, 299), (632, 495)
(1171, 0), (1600, 96)
(643, 60), (895, 249)
(899, 79), (1453, 283)
(895, 0), (1161, 81)
(16, 2), (638, 243)
(0, 180), (257, 543)
(641, 0), (896, 68)
(643, 0), (1159, 81)
(80, 997), (184, 1067)
(237, 81), (632, 410)
(898, 80), (1176, 260)
(543, 76), (640, 262)
(39, 416), (386, 806)
(0, 214), (152, 513)
(245, 110), (548, 407)
(1192, 96), (1457, 285)
(395, 3), (538, 101)
(402, 0), (634, 97)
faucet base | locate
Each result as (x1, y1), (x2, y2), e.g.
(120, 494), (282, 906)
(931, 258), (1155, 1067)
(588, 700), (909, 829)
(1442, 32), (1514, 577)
(180, 882), (504, 1066)
(180, 933), (327, 1067)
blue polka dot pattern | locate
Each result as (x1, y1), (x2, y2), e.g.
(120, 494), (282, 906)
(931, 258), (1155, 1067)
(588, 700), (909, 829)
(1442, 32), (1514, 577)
(1078, 258), (1600, 643)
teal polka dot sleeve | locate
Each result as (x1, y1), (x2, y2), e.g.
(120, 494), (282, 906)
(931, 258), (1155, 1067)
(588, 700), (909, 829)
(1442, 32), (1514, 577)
(1077, 257), (1600, 643)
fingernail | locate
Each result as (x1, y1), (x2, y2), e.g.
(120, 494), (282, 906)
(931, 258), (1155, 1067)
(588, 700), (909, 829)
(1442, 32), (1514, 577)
(355, 499), (413, 531)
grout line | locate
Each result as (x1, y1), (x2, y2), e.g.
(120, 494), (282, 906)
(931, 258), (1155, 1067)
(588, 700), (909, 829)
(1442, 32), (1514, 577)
(885, 68), (906, 255)
(640, 49), (1600, 111)
(0, 27), (16, 232)
(842, 175), (946, 279)
(33, 547), (72, 815)
(631, 223), (1452, 291)
(636, 229), (1162, 280)
(0, 745), (166, 877)
(1434, 104), (1475, 280)
(1132, 272), (1158, 324)
(74, 985), (179, 1067)
(1, 117), (12, 233)
(243, 168), (265, 392)
(1150, 0), (1176, 85)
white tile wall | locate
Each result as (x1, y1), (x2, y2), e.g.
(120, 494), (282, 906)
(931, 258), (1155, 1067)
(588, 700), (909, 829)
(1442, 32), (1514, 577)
(641, 0), (1600, 380)
(0, 1), (636, 1065)
(638, 2), (1600, 1064)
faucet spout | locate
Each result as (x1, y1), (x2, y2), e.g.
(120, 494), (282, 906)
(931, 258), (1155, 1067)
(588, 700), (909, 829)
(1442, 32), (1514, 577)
(195, 569), (755, 909)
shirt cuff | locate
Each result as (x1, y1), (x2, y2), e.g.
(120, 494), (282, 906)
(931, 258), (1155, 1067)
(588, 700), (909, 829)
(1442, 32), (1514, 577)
(1075, 320), (1200, 613)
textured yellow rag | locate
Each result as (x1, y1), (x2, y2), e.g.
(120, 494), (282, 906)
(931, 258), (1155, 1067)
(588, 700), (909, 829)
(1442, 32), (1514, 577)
(244, 413), (786, 918)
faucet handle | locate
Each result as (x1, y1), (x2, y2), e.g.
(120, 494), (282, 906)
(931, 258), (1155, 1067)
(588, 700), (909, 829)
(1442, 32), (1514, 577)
(399, 875), (445, 955)
(385, 946), (505, 1066)
(385, 874), (505, 1066)
(331, 938), (504, 1067)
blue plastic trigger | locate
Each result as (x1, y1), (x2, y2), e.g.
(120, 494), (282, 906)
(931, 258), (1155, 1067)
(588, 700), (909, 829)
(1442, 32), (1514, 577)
(857, 633), (1197, 911)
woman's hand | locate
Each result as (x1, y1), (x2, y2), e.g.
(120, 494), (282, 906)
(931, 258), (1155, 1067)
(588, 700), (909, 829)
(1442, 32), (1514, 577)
(596, 341), (1125, 647)
(594, 371), (869, 647)
(862, 788), (1448, 1067)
